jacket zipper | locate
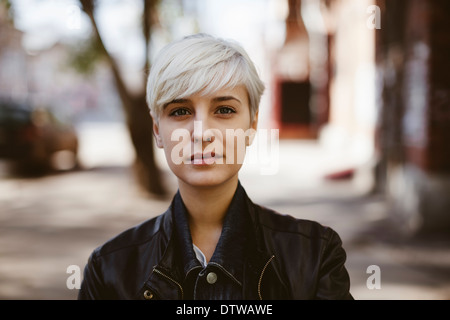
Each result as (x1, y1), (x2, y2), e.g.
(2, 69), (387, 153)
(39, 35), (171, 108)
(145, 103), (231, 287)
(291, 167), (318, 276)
(258, 255), (275, 300)
(153, 267), (184, 299)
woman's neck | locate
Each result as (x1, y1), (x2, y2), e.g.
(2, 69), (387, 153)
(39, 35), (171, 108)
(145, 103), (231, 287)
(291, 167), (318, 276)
(178, 176), (238, 226)
(177, 175), (239, 261)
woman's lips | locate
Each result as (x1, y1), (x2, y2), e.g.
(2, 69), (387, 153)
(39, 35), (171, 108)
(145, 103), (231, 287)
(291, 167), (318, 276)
(190, 152), (223, 165)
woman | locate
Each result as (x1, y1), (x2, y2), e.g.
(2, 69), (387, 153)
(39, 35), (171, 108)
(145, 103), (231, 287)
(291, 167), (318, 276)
(78, 33), (353, 300)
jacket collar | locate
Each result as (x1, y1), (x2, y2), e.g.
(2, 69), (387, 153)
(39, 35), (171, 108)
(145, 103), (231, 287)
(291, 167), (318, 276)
(172, 189), (201, 277)
(143, 181), (278, 299)
(208, 180), (250, 284)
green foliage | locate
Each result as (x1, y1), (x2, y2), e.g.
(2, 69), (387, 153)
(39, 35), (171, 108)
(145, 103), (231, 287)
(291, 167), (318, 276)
(1, 0), (15, 24)
(1, 0), (11, 10)
(66, 35), (105, 75)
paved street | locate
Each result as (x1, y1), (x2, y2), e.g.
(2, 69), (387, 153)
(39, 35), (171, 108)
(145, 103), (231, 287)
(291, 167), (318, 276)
(0, 126), (449, 300)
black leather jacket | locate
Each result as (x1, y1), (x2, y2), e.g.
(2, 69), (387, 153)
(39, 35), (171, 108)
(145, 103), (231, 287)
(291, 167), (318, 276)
(78, 184), (353, 300)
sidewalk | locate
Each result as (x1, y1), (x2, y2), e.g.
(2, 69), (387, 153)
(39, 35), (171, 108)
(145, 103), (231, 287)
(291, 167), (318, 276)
(0, 138), (449, 300)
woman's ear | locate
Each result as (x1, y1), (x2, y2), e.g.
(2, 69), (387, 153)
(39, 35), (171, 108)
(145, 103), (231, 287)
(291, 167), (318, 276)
(152, 116), (164, 149)
(251, 110), (259, 131)
(247, 110), (259, 146)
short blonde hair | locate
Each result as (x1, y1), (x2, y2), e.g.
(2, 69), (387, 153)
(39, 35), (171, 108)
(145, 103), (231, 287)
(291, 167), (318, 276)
(146, 33), (265, 123)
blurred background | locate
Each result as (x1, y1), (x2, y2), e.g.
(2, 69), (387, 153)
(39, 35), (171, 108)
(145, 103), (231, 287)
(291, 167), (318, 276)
(0, 0), (449, 300)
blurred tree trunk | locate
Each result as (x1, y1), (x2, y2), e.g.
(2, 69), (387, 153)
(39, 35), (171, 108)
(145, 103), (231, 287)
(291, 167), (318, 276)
(80, 0), (165, 196)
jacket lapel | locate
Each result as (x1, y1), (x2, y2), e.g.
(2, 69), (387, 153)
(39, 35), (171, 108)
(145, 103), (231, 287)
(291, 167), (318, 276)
(138, 204), (185, 300)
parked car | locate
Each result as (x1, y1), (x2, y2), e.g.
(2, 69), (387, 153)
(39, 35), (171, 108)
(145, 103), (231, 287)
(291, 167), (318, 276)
(0, 99), (79, 175)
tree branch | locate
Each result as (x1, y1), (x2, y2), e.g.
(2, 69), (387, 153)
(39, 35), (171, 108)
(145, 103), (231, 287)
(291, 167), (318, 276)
(143, 0), (159, 81)
(79, 0), (133, 114)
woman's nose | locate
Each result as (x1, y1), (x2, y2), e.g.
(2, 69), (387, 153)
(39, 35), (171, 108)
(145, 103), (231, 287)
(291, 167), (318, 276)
(192, 120), (215, 143)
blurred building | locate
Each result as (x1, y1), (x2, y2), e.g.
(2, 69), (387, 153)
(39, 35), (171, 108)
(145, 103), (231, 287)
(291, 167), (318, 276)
(272, 0), (315, 139)
(266, 0), (450, 234)
(375, 0), (450, 234)
(322, 0), (377, 168)
(0, 5), (28, 102)
(269, 0), (377, 166)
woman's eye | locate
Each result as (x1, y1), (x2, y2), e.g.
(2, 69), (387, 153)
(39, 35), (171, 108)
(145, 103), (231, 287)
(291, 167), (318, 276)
(216, 106), (236, 115)
(170, 108), (190, 117)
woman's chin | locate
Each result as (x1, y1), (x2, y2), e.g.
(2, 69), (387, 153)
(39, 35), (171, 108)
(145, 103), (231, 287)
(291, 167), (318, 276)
(174, 167), (240, 189)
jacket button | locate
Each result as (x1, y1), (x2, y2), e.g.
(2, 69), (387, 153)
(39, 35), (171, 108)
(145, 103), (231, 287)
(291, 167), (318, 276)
(206, 272), (217, 284)
(143, 290), (154, 300)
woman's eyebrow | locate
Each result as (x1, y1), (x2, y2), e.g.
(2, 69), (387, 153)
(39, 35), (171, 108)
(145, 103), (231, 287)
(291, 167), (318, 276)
(164, 96), (241, 109)
(164, 98), (190, 109)
(213, 96), (241, 104)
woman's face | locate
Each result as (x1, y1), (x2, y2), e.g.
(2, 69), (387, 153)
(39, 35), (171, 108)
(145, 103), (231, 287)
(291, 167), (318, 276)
(153, 85), (258, 188)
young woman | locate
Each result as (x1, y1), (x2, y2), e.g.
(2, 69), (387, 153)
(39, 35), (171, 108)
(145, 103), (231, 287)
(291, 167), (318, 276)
(78, 34), (353, 300)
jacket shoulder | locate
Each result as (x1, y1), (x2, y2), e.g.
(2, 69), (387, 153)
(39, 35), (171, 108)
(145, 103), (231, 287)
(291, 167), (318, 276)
(254, 204), (337, 241)
(93, 210), (169, 258)
(79, 210), (171, 300)
(253, 203), (352, 300)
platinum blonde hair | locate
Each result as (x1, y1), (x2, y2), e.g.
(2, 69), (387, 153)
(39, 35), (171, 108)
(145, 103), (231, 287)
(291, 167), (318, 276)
(146, 33), (265, 123)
